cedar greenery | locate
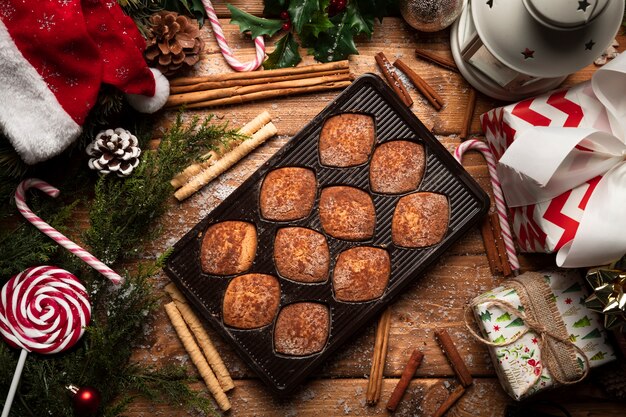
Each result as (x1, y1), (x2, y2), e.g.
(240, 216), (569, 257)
(0, 112), (242, 416)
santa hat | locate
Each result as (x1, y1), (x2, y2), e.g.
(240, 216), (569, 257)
(0, 0), (169, 165)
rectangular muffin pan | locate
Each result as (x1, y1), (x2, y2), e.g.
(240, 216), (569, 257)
(164, 74), (490, 395)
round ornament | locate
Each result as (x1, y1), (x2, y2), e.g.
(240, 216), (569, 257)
(399, 0), (464, 32)
(68, 385), (102, 417)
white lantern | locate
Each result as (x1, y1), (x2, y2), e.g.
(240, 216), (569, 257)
(450, 0), (625, 100)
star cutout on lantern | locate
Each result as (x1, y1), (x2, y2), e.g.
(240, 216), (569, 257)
(585, 40), (595, 50)
(486, 0), (494, 8)
(521, 48), (535, 59)
(585, 269), (626, 330)
(578, 0), (591, 11)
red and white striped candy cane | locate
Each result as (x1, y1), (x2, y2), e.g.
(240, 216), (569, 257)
(15, 179), (124, 285)
(202, 0), (266, 72)
(454, 139), (520, 272)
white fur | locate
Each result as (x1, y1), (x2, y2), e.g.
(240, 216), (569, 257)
(126, 68), (170, 113)
(0, 20), (81, 165)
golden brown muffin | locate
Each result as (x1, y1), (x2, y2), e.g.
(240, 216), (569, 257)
(274, 302), (329, 356)
(222, 273), (280, 329)
(201, 221), (257, 275)
(369, 140), (425, 194)
(319, 113), (376, 167)
(332, 247), (390, 302)
(318, 186), (376, 241)
(274, 227), (330, 283)
(392, 192), (449, 248)
(259, 167), (317, 221)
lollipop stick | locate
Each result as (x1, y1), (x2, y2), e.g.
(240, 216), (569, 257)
(1, 349), (27, 417)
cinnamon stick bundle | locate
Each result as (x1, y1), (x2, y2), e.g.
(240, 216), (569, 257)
(375, 52), (413, 107)
(366, 308), (392, 405)
(166, 73), (353, 108)
(393, 59), (444, 110)
(170, 60), (350, 86)
(414, 49), (458, 72)
(434, 330), (473, 388)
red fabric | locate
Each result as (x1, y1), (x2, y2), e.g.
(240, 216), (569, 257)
(0, 0), (155, 125)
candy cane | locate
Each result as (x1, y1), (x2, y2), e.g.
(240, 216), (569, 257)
(15, 179), (124, 285)
(454, 139), (520, 272)
(202, 0), (266, 72)
(0, 266), (91, 417)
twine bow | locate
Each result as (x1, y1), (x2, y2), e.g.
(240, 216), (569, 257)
(465, 273), (589, 395)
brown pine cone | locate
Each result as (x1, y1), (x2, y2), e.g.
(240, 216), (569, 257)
(145, 11), (204, 76)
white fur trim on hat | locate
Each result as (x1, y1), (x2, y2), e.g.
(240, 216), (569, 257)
(0, 20), (81, 165)
(126, 68), (170, 113)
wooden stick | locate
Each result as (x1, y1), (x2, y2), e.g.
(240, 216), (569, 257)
(393, 59), (444, 111)
(460, 88), (477, 140)
(165, 283), (235, 391)
(170, 68), (350, 94)
(166, 73), (353, 107)
(375, 52), (413, 107)
(434, 330), (473, 388)
(433, 385), (466, 417)
(366, 308), (392, 405)
(175, 122), (278, 201)
(170, 111), (272, 189)
(170, 60), (350, 86)
(414, 49), (458, 72)
(386, 349), (424, 412)
(180, 81), (352, 110)
(481, 212), (512, 277)
(164, 302), (231, 411)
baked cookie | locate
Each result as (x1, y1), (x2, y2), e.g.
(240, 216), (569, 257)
(259, 167), (317, 221)
(274, 302), (329, 356)
(274, 227), (330, 283)
(319, 113), (375, 167)
(318, 186), (376, 241)
(369, 140), (425, 194)
(332, 247), (390, 302)
(392, 192), (449, 248)
(200, 221), (257, 275)
(222, 273), (280, 329)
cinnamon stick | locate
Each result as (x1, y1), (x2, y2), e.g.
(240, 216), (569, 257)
(460, 88), (477, 140)
(170, 68), (350, 94)
(375, 52), (413, 107)
(366, 308), (392, 405)
(481, 212), (512, 277)
(386, 349), (424, 412)
(165, 283), (235, 391)
(164, 302), (231, 411)
(414, 49), (458, 72)
(434, 330), (473, 388)
(170, 60), (350, 86)
(433, 385), (466, 417)
(393, 59), (444, 111)
(180, 81), (352, 110)
(174, 122), (278, 201)
(166, 73), (353, 108)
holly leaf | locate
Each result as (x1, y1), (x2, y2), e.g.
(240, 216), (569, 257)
(263, 32), (302, 69)
(162, 0), (208, 25)
(263, 0), (288, 16)
(302, 10), (334, 38)
(356, 0), (399, 22)
(288, 0), (321, 33)
(227, 4), (283, 38)
(346, 1), (374, 37)
(311, 11), (359, 62)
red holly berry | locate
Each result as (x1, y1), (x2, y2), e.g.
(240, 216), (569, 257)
(280, 11), (290, 20)
(282, 21), (292, 31)
(335, 0), (347, 12)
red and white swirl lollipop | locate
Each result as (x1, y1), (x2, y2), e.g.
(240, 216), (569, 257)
(0, 266), (91, 417)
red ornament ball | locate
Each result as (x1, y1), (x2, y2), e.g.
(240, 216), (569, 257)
(71, 386), (101, 417)
(280, 11), (290, 20)
(282, 21), (292, 31)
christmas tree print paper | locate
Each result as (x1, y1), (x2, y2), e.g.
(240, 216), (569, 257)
(472, 270), (615, 400)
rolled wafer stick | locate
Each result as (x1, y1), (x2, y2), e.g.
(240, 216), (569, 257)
(170, 68), (350, 94)
(170, 60), (350, 86)
(164, 302), (231, 411)
(175, 122), (278, 201)
(166, 73), (352, 107)
(434, 330), (473, 388)
(433, 385), (466, 417)
(165, 283), (234, 391)
(181, 81), (352, 110)
(170, 111), (272, 189)
(386, 349), (424, 412)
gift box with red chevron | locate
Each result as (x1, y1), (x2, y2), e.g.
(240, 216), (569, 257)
(480, 52), (626, 267)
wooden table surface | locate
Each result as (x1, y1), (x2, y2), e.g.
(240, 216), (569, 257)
(127, 2), (625, 416)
